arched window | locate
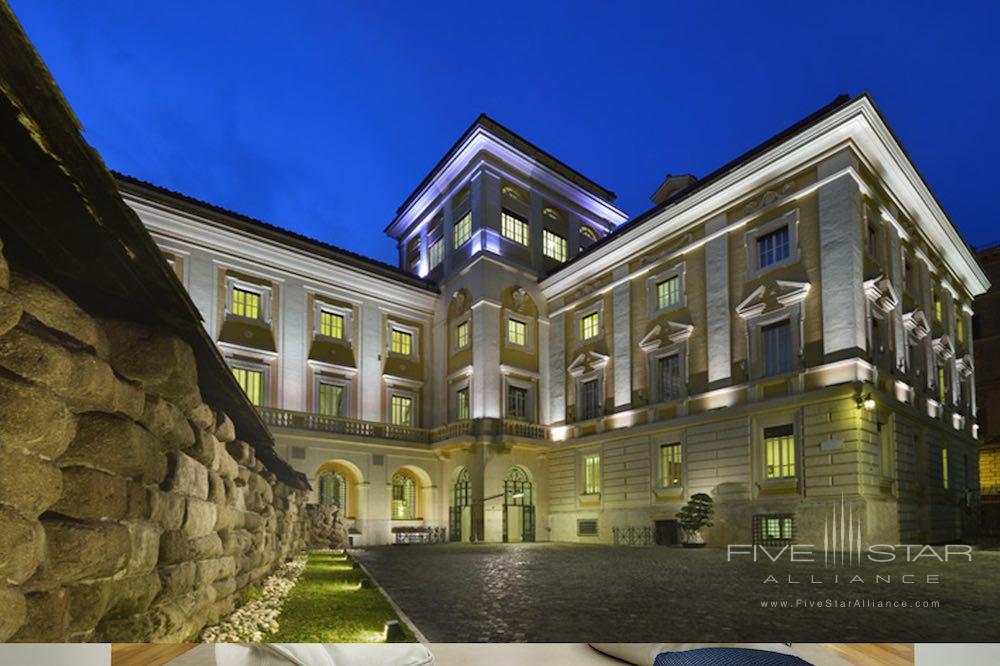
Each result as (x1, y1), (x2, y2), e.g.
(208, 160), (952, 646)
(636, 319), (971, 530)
(392, 471), (418, 519)
(452, 467), (471, 507)
(579, 226), (598, 242)
(503, 466), (533, 506)
(319, 470), (347, 512)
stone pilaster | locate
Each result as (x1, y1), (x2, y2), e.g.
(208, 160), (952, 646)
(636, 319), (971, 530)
(704, 214), (731, 384)
(611, 266), (631, 408)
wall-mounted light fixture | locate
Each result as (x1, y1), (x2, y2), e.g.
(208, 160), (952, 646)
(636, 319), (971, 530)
(856, 393), (876, 411)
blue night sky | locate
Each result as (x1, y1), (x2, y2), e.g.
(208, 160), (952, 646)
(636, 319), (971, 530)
(11, 1), (1000, 265)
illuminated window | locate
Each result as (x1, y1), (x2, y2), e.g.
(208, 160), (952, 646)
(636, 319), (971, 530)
(320, 310), (344, 339)
(390, 394), (413, 426)
(318, 382), (344, 416)
(583, 454), (601, 494)
(956, 315), (964, 342)
(579, 378), (601, 421)
(764, 424), (795, 479)
(232, 366), (264, 406)
(455, 320), (470, 349)
(507, 318), (527, 346)
(934, 292), (942, 321)
(762, 319), (792, 377)
(543, 230), (568, 262)
(456, 387), (470, 420)
(391, 329), (413, 356)
(754, 514), (794, 545)
(941, 448), (949, 489)
(232, 287), (261, 319)
(319, 470), (347, 511)
(580, 312), (600, 341)
(453, 212), (471, 249)
(938, 366), (947, 403)
(579, 226), (598, 242)
(656, 275), (681, 310)
(428, 238), (443, 269)
(757, 226), (790, 269)
(660, 443), (682, 487)
(501, 210), (529, 246)
(391, 472), (417, 519)
(657, 354), (683, 401)
(507, 386), (528, 420)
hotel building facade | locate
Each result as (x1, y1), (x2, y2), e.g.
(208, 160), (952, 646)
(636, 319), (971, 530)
(123, 94), (988, 547)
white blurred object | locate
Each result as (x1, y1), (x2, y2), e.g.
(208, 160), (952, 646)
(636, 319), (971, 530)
(916, 644), (1000, 665)
(167, 643), (433, 666)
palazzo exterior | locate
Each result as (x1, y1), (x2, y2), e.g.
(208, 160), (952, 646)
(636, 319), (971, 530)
(123, 94), (988, 547)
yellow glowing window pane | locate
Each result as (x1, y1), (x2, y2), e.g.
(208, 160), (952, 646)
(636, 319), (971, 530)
(660, 443), (682, 487)
(934, 295), (942, 321)
(580, 312), (599, 340)
(656, 275), (680, 310)
(941, 448), (949, 489)
(318, 383), (343, 416)
(320, 311), (344, 339)
(428, 239), (443, 269)
(453, 213), (472, 249)
(391, 329), (413, 356)
(456, 321), (469, 349)
(232, 287), (261, 319)
(232, 366), (263, 406)
(508, 319), (527, 346)
(764, 426), (795, 479)
(391, 395), (413, 426)
(583, 454), (601, 494)
(501, 211), (529, 246)
(956, 317), (964, 342)
(457, 388), (470, 420)
(391, 472), (417, 519)
(543, 230), (568, 262)
(938, 367), (946, 403)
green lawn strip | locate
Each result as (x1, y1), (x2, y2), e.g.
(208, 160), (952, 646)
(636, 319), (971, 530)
(270, 550), (416, 643)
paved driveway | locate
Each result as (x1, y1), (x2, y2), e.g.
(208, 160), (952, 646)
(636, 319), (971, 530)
(352, 543), (1000, 642)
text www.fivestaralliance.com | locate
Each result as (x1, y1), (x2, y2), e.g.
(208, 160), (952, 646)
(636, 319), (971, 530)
(760, 599), (941, 609)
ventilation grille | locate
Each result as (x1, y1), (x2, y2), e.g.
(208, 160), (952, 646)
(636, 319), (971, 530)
(291, 447), (306, 460)
(372, 454), (385, 466)
(577, 519), (599, 537)
(752, 513), (796, 547)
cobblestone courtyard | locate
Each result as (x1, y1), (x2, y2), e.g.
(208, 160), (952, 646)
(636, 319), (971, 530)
(353, 543), (1000, 642)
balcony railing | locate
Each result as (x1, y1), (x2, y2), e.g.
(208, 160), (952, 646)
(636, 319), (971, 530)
(258, 408), (547, 445)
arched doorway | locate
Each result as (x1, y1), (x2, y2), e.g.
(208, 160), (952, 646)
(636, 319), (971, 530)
(502, 466), (535, 543)
(391, 470), (419, 520)
(318, 469), (348, 512)
(450, 467), (471, 542)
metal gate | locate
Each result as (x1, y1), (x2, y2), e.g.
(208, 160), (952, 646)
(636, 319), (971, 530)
(450, 467), (470, 542)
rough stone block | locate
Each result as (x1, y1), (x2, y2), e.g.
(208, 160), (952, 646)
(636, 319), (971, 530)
(138, 395), (195, 451)
(182, 497), (218, 537)
(214, 506), (243, 532)
(162, 451), (209, 499)
(105, 572), (162, 619)
(214, 411), (236, 443)
(36, 518), (130, 585)
(125, 480), (149, 520)
(101, 319), (201, 410)
(226, 440), (255, 467)
(0, 447), (62, 517)
(0, 290), (21, 339)
(215, 440), (239, 480)
(65, 580), (112, 635)
(51, 466), (128, 521)
(8, 272), (109, 358)
(158, 530), (223, 566)
(126, 521), (163, 576)
(196, 556), (235, 587)
(207, 471), (225, 504)
(12, 588), (69, 642)
(212, 577), (237, 602)
(59, 413), (166, 484)
(0, 585), (27, 641)
(0, 372), (77, 459)
(156, 561), (197, 603)
(94, 587), (215, 643)
(147, 488), (186, 531)
(184, 426), (219, 470)
(188, 402), (215, 431)
(0, 507), (45, 584)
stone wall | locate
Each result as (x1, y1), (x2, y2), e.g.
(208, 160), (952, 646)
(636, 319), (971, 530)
(0, 239), (309, 642)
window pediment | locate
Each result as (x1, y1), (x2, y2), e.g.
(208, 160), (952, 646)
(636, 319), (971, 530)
(903, 309), (929, 340)
(864, 275), (899, 314)
(932, 335), (954, 361)
(639, 322), (694, 352)
(568, 350), (609, 377)
(956, 354), (974, 378)
(736, 280), (810, 319)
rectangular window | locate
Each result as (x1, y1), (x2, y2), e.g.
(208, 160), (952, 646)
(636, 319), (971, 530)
(577, 519), (599, 536)
(660, 443), (682, 487)
(942, 448), (949, 489)
(507, 386), (528, 420)
(656, 275), (681, 310)
(428, 238), (443, 269)
(319, 310), (344, 339)
(455, 321), (470, 349)
(391, 329), (413, 356)
(501, 210), (529, 246)
(390, 395), (413, 426)
(453, 212), (472, 249)
(579, 379), (601, 420)
(657, 354), (682, 401)
(507, 318), (527, 346)
(231, 287), (261, 319)
(753, 514), (795, 546)
(934, 293), (942, 321)
(318, 382), (344, 416)
(757, 226), (790, 269)
(580, 312), (600, 341)
(764, 424), (796, 479)
(956, 315), (964, 342)
(456, 387), (470, 420)
(542, 229), (568, 262)
(583, 454), (601, 494)
(867, 223), (878, 257)
(762, 319), (793, 377)
(938, 366), (947, 403)
(232, 367), (264, 406)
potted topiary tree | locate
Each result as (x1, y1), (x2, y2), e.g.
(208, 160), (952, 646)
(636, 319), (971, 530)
(677, 493), (714, 548)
